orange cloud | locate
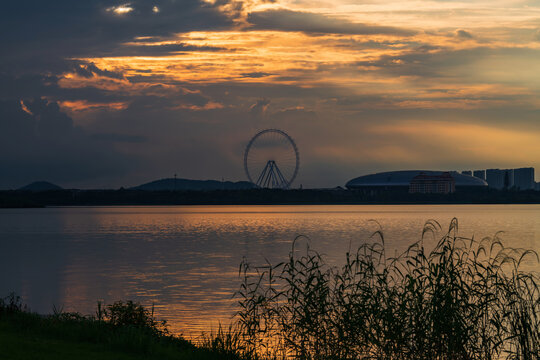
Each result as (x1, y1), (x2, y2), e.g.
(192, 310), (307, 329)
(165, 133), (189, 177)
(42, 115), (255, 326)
(57, 4), (540, 115)
(58, 100), (129, 113)
(172, 101), (225, 111)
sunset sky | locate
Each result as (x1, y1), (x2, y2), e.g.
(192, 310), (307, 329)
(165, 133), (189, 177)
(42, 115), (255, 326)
(2, 0), (540, 188)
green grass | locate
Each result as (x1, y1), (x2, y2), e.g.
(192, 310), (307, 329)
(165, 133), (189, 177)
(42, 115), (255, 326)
(0, 296), (240, 360)
(0, 322), (143, 360)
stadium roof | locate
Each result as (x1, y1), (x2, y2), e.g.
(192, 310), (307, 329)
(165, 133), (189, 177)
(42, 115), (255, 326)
(346, 170), (488, 188)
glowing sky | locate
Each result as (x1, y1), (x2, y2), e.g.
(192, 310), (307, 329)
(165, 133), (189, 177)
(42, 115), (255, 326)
(1, 0), (540, 188)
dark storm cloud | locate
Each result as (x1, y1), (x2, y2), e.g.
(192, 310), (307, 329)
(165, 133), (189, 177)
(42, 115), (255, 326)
(0, 0), (234, 74)
(72, 62), (125, 79)
(0, 0), (238, 147)
(0, 73), (58, 100)
(247, 9), (416, 36)
(0, 71), (127, 107)
(0, 99), (135, 188)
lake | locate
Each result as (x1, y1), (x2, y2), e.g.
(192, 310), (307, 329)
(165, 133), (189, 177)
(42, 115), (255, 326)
(1, 205), (539, 337)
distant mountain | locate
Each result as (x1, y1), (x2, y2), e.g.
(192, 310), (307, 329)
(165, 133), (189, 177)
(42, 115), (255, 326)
(132, 178), (256, 191)
(19, 181), (63, 191)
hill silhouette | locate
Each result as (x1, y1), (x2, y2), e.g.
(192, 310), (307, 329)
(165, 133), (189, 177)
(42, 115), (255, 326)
(132, 178), (256, 191)
(19, 181), (63, 191)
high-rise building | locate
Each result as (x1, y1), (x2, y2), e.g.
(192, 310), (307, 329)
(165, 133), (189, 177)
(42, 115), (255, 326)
(514, 167), (535, 190)
(486, 169), (514, 189)
(506, 169), (514, 188)
(473, 170), (486, 181)
(486, 169), (504, 189)
(462, 170), (472, 176)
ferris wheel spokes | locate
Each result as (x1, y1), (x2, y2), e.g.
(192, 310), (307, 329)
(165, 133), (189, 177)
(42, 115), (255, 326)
(256, 160), (290, 189)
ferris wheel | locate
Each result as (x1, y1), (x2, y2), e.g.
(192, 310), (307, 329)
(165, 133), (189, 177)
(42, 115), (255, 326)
(244, 129), (300, 189)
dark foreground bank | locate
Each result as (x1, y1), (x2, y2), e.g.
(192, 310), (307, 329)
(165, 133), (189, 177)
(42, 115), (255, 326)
(0, 295), (239, 360)
(3, 188), (540, 207)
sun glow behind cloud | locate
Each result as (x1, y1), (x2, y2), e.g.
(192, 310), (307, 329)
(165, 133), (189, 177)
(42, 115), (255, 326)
(66, 0), (540, 99)
(65, 24), (540, 112)
(107, 3), (134, 15)
(78, 31), (399, 83)
(57, 0), (540, 122)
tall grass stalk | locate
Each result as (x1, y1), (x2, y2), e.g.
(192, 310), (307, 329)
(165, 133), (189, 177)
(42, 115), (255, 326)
(232, 218), (539, 360)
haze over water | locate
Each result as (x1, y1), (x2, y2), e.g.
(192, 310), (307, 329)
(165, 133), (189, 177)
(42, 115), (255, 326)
(1, 205), (539, 337)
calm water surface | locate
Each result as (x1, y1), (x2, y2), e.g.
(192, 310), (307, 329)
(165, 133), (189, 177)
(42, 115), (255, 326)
(1, 205), (539, 337)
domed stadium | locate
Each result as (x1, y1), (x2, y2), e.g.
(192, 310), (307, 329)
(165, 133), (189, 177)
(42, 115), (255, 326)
(346, 170), (487, 192)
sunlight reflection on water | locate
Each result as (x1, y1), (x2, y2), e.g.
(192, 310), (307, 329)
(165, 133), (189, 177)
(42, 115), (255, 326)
(0, 205), (539, 337)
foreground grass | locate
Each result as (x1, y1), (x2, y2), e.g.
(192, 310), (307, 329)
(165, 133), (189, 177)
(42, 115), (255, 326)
(0, 322), (141, 360)
(0, 297), (240, 360)
(231, 218), (540, 360)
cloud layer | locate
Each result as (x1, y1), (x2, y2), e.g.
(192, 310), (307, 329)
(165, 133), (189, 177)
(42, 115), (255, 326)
(1, 0), (540, 188)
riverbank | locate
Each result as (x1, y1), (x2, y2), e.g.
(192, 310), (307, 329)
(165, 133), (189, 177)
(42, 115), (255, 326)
(0, 296), (239, 360)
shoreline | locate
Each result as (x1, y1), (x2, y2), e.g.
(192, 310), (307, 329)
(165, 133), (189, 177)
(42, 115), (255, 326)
(3, 188), (540, 208)
(0, 297), (231, 360)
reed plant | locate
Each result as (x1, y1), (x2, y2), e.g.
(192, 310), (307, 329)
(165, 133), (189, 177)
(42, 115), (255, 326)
(199, 323), (250, 359)
(232, 218), (539, 360)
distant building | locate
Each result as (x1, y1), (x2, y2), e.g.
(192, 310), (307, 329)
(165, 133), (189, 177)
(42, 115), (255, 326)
(473, 170), (486, 181)
(486, 169), (503, 189)
(486, 169), (514, 189)
(506, 169), (514, 188)
(349, 167), (535, 192)
(513, 167), (535, 190)
(409, 172), (456, 194)
(346, 170), (486, 194)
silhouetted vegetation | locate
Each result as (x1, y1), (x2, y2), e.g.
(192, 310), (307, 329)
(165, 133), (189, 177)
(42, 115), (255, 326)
(0, 296), (240, 359)
(225, 219), (539, 359)
(3, 187), (540, 208)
